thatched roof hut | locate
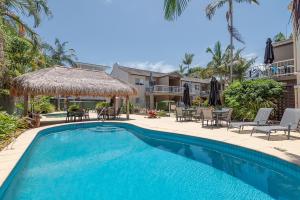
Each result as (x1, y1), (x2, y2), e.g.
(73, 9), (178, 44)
(11, 66), (137, 97)
(10, 66), (137, 119)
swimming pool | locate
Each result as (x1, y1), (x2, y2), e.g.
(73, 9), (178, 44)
(43, 112), (67, 118)
(1, 122), (300, 199)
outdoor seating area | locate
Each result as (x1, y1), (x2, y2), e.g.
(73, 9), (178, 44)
(66, 109), (90, 122)
(175, 106), (233, 127)
(97, 107), (121, 120)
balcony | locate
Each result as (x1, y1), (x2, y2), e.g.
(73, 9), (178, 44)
(146, 85), (205, 96)
(146, 85), (183, 95)
(246, 59), (296, 80)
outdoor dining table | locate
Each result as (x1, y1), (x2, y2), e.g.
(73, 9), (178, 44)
(182, 108), (196, 121)
(213, 109), (229, 127)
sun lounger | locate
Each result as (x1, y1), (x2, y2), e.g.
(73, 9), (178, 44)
(251, 108), (300, 140)
(229, 108), (273, 133)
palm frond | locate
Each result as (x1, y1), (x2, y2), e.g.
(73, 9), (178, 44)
(228, 25), (245, 44)
(164, 0), (191, 21)
(205, 0), (227, 20)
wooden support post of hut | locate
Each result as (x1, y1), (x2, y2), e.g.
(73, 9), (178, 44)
(23, 94), (29, 116)
(126, 96), (130, 120)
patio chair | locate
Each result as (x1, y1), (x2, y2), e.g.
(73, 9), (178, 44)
(193, 107), (203, 122)
(83, 109), (90, 120)
(202, 108), (215, 128)
(251, 108), (300, 140)
(107, 107), (115, 120)
(74, 109), (84, 121)
(229, 108), (273, 133)
(115, 107), (121, 119)
(219, 108), (233, 128)
(176, 107), (184, 122)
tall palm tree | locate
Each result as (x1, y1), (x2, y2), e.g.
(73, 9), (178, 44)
(206, 41), (230, 90)
(177, 64), (187, 75)
(205, 0), (259, 83)
(182, 53), (194, 75)
(0, 0), (52, 66)
(43, 38), (77, 66)
(163, 0), (259, 82)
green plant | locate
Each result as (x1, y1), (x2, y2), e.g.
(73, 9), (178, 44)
(203, 99), (209, 107)
(0, 112), (26, 140)
(157, 110), (167, 117)
(224, 79), (283, 120)
(31, 96), (55, 114)
(95, 102), (110, 110)
(68, 104), (80, 112)
(192, 96), (202, 107)
(121, 102), (135, 114)
(157, 101), (168, 111)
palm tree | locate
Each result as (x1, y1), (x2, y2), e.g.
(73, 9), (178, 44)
(231, 48), (256, 80)
(273, 32), (286, 42)
(182, 53), (194, 75)
(177, 64), (187, 75)
(205, 0), (259, 83)
(0, 0), (52, 66)
(163, 0), (259, 82)
(206, 41), (230, 91)
(43, 38), (77, 66)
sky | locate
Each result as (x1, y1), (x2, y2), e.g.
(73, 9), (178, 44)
(28, 0), (292, 73)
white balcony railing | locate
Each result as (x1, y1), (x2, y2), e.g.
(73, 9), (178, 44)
(146, 85), (184, 94)
(246, 59), (295, 79)
(146, 85), (204, 95)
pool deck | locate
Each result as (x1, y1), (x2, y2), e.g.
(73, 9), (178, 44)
(1, 113), (300, 186)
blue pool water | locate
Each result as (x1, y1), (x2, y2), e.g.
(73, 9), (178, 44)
(43, 112), (67, 118)
(1, 123), (300, 200)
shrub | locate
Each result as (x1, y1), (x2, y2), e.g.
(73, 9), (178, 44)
(68, 104), (80, 112)
(121, 102), (134, 114)
(157, 101), (168, 111)
(157, 110), (167, 117)
(224, 79), (283, 120)
(0, 112), (26, 139)
(95, 102), (110, 110)
(192, 96), (202, 107)
(31, 96), (55, 114)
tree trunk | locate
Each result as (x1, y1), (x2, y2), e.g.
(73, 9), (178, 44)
(229, 0), (234, 83)
(0, 30), (4, 67)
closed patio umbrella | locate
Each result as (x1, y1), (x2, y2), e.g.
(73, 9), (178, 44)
(183, 83), (191, 108)
(208, 77), (221, 107)
(264, 38), (274, 65)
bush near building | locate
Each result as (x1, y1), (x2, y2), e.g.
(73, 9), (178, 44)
(0, 112), (27, 150)
(224, 79), (283, 120)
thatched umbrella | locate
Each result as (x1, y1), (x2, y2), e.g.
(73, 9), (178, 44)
(11, 66), (137, 119)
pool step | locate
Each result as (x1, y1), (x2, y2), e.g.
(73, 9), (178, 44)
(88, 127), (126, 133)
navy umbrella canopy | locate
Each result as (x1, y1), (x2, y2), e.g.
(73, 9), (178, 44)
(264, 38), (275, 65)
(208, 77), (221, 106)
(183, 83), (191, 108)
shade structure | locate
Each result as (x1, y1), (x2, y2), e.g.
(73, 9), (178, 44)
(208, 77), (221, 107)
(10, 66), (137, 97)
(183, 83), (191, 108)
(264, 38), (275, 65)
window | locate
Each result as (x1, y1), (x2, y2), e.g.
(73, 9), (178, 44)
(195, 85), (200, 90)
(135, 78), (144, 85)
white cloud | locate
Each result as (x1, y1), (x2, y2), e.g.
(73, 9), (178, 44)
(122, 61), (177, 73)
